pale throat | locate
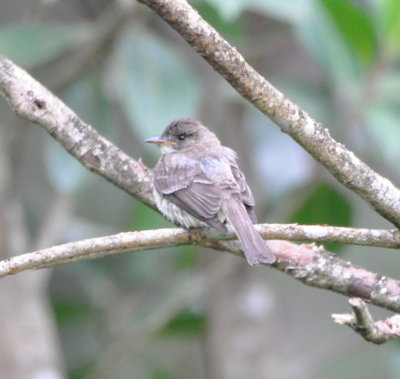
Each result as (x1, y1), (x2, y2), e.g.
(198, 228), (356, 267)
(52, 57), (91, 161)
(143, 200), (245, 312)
(160, 144), (176, 154)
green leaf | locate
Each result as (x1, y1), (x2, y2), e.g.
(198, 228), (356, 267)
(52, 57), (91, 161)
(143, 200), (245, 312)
(157, 309), (206, 337)
(70, 364), (93, 379)
(204, 0), (247, 20)
(0, 23), (91, 68)
(320, 0), (377, 67)
(289, 183), (352, 252)
(174, 246), (197, 268)
(377, 0), (400, 55)
(53, 301), (97, 325)
(151, 367), (175, 379)
(130, 201), (171, 231)
(197, 2), (243, 38)
(204, 0), (313, 23)
(113, 27), (199, 142)
(296, 2), (362, 100)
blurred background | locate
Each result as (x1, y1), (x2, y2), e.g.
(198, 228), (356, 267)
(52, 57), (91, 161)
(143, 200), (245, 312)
(1, 0), (400, 378)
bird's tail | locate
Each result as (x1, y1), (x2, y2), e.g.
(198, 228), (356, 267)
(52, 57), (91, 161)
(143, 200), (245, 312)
(222, 197), (276, 266)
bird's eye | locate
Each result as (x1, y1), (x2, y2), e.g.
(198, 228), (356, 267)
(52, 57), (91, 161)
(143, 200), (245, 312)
(177, 134), (186, 141)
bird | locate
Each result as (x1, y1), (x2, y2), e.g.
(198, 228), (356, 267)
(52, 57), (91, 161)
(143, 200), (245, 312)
(145, 118), (275, 266)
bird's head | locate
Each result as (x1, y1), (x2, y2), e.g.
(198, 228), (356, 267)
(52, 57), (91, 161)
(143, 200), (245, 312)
(145, 118), (219, 154)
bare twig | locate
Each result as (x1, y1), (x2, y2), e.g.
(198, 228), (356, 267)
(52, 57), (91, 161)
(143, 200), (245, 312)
(332, 298), (400, 344)
(137, 0), (400, 228)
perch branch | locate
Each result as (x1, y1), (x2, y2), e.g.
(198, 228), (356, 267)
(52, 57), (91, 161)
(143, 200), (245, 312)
(0, 228), (400, 312)
(1, 223), (400, 277)
(137, 0), (400, 228)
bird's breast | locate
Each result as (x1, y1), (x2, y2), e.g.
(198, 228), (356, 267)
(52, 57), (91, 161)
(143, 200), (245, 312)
(153, 189), (205, 228)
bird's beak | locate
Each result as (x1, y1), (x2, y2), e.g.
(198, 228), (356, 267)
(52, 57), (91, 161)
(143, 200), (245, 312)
(145, 136), (176, 145)
(145, 136), (166, 145)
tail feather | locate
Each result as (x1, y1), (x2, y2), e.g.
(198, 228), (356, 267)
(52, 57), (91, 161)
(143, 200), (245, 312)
(222, 198), (275, 265)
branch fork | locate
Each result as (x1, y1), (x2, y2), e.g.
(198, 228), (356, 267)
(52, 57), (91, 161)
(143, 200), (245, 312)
(333, 298), (400, 344)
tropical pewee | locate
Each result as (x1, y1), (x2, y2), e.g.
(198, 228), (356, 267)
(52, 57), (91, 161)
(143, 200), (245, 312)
(146, 118), (275, 265)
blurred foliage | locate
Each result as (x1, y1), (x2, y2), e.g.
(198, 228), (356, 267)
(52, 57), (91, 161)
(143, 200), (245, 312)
(151, 367), (176, 379)
(1, 0), (400, 378)
(204, 0), (313, 22)
(53, 301), (100, 325)
(197, 2), (244, 38)
(378, 0), (400, 55)
(289, 182), (352, 252)
(112, 26), (200, 140)
(0, 23), (92, 67)
(157, 309), (206, 337)
(321, 0), (377, 67)
(366, 102), (400, 168)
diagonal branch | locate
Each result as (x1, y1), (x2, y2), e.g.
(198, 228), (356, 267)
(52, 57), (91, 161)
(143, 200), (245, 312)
(0, 55), (155, 209)
(137, 0), (400, 228)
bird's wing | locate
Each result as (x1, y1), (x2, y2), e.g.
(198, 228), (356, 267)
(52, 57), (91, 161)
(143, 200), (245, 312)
(223, 147), (257, 223)
(153, 154), (226, 231)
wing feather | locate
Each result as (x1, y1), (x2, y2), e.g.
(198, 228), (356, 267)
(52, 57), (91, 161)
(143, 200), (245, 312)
(153, 153), (225, 230)
(223, 147), (257, 223)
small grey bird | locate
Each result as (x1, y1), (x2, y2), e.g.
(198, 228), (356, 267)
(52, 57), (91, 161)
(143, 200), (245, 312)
(145, 118), (275, 265)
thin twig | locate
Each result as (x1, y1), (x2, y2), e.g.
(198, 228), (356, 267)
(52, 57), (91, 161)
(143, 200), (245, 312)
(332, 298), (400, 344)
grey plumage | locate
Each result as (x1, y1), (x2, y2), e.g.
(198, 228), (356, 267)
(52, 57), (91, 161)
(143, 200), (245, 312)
(146, 118), (275, 265)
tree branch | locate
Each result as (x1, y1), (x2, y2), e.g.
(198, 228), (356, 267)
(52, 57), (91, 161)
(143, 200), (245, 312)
(0, 55), (155, 209)
(258, 224), (400, 248)
(332, 298), (400, 344)
(137, 0), (400, 228)
(1, 227), (400, 312)
(1, 222), (400, 277)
